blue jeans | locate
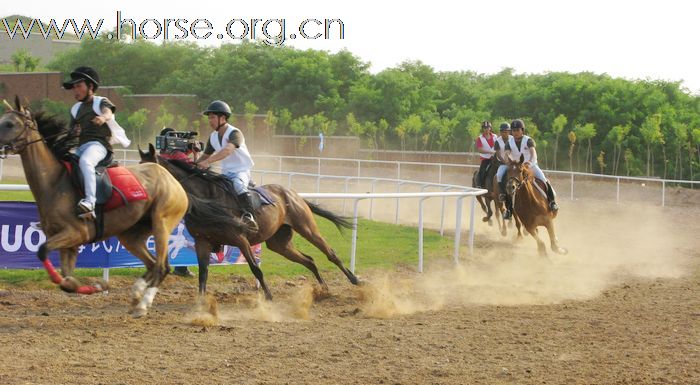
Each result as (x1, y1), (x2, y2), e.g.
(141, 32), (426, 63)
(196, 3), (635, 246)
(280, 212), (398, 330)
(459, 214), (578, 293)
(76, 141), (108, 205)
(223, 170), (251, 195)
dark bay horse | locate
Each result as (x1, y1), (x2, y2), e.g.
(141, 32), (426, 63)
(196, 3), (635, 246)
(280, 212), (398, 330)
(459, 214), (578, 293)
(139, 144), (360, 299)
(505, 157), (567, 256)
(0, 98), (222, 317)
(473, 156), (509, 235)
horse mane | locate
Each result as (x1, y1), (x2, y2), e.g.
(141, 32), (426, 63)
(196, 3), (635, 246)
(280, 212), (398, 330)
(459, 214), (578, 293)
(164, 158), (239, 196)
(33, 111), (77, 159)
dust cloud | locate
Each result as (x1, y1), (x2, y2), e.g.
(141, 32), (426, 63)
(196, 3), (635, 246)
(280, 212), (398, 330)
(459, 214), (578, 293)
(217, 284), (315, 323)
(358, 201), (697, 318)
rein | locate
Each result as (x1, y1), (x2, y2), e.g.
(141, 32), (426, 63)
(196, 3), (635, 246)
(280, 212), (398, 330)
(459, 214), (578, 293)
(0, 110), (64, 158)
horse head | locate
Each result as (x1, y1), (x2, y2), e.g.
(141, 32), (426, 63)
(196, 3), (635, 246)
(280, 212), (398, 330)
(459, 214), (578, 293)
(138, 143), (160, 164)
(0, 96), (40, 158)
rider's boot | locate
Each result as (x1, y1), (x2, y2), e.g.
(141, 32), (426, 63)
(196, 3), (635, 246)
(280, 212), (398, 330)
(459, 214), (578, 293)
(498, 180), (507, 202)
(545, 181), (559, 212)
(237, 192), (259, 233)
(77, 198), (96, 220)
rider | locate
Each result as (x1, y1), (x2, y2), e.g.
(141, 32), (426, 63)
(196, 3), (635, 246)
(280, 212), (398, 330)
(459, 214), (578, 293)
(504, 119), (559, 216)
(62, 66), (130, 219)
(493, 122), (514, 218)
(475, 121), (497, 188)
(195, 100), (258, 232)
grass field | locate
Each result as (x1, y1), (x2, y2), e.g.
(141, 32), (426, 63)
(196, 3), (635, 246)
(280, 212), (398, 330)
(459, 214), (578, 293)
(0, 187), (456, 287)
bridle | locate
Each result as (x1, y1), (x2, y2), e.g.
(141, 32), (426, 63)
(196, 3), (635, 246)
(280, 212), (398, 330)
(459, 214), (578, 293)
(505, 164), (531, 205)
(0, 109), (63, 159)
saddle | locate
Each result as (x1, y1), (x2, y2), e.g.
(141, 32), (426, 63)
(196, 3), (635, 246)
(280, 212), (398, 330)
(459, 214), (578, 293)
(61, 153), (149, 211)
(530, 178), (548, 199)
(247, 185), (275, 211)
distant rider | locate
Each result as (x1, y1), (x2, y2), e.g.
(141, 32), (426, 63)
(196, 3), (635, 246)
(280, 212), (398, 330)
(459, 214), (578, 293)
(475, 121), (497, 188)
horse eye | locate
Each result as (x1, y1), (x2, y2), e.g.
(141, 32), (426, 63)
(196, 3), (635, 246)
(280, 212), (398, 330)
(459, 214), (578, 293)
(0, 120), (14, 130)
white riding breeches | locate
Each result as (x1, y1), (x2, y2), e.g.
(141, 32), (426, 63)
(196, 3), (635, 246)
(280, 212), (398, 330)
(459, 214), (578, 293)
(76, 141), (108, 204)
(496, 164), (508, 182)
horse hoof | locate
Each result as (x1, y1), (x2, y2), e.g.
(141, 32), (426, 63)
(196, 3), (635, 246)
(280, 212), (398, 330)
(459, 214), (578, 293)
(487, 219), (493, 226)
(482, 217), (489, 222)
(556, 247), (569, 255)
(131, 307), (148, 318)
(59, 276), (80, 293)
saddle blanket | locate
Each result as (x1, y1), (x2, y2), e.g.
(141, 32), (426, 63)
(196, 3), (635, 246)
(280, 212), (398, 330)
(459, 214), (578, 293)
(62, 161), (149, 211)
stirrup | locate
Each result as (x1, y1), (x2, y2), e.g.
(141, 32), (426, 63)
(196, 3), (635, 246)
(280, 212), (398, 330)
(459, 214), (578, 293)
(77, 200), (96, 220)
(549, 201), (559, 212)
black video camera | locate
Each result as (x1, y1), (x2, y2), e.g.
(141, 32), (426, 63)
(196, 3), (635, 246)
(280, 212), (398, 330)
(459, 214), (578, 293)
(155, 129), (200, 153)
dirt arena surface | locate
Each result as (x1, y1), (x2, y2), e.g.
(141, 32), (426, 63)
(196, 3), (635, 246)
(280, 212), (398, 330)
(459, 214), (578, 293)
(1, 199), (699, 384)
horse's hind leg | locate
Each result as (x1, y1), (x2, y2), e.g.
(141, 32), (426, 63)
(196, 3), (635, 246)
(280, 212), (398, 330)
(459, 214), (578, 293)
(194, 239), (212, 296)
(293, 221), (359, 285)
(266, 225), (327, 290)
(117, 225), (157, 316)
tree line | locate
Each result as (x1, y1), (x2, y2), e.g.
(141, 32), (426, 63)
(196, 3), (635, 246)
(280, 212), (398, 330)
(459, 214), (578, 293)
(19, 35), (700, 180)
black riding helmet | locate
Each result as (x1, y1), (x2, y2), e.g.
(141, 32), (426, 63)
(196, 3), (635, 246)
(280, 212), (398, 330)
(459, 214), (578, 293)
(511, 119), (525, 130)
(203, 100), (232, 118)
(62, 66), (100, 90)
(499, 122), (511, 131)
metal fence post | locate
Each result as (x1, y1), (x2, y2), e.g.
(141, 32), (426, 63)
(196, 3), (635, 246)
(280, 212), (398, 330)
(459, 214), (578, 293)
(468, 196), (477, 256)
(662, 180), (666, 207)
(395, 182), (403, 224)
(349, 198), (361, 273)
(570, 173), (574, 200)
(439, 187), (450, 236)
(369, 179), (377, 220)
(418, 197), (426, 273)
(453, 196), (464, 263)
(616, 177), (620, 204)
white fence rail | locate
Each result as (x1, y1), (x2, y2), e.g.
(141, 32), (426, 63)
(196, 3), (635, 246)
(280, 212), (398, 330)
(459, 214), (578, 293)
(0, 180), (485, 273)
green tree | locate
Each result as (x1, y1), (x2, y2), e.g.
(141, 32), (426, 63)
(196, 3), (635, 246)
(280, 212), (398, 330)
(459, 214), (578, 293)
(11, 49), (40, 72)
(567, 131), (577, 171)
(126, 108), (149, 146)
(551, 114), (568, 170)
(575, 123), (596, 172)
(639, 115), (664, 176)
(244, 101), (259, 148)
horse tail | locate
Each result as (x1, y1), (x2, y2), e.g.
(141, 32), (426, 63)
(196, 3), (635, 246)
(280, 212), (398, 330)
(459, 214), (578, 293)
(185, 193), (248, 234)
(304, 200), (354, 232)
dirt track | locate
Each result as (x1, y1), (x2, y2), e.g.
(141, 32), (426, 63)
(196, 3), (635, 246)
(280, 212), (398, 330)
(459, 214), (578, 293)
(1, 200), (699, 385)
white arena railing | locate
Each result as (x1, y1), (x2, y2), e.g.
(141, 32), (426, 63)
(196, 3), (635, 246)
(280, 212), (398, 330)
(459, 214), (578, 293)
(0, 182), (486, 274)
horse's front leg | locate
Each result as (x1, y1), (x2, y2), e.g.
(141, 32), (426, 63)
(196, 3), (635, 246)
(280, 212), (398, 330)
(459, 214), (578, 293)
(38, 231), (104, 294)
(545, 221), (568, 255)
(194, 239), (212, 296)
(529, 227), (547, 257)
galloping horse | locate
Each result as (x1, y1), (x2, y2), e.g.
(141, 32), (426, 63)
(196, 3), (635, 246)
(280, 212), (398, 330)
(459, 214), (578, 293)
(473, 156), (510, 236)
(139, 144), (360, 299)
(0, 98), (203, 317)
(505, 156), (567, 256)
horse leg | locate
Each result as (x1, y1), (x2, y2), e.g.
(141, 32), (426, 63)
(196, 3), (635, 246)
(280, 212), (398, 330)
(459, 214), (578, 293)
(477, 196), (489, 221)
(485, 197), (494, 225)
(117, 225), (157, 316)
(37, 230), (96, 293)
(266, 225), (328, 291)
(494, 201), (506, 236)
(293, 221), (359, 285)
(194, 239), (212, 296)
(545, 221), (568, 255)
(529, 227), (547, 257)
(514, 213), (524, 239)
(235, 237), (273, 300)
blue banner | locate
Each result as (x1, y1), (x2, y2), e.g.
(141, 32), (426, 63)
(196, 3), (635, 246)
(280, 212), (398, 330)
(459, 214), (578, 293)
(0, 202), (260, 269)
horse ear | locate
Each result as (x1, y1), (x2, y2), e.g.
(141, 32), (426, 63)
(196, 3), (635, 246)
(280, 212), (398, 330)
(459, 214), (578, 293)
(519, 154), (525, 164)
(148, 143), (156, 156)
(14, 95), (22, 112)
(137, 145), (147, 158)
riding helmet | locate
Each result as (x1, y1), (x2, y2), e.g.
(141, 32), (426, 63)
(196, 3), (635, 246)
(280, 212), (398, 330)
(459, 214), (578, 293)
(499, 122), (511, 131)
(62, 66), (100, 90)
(481, 121), (492, 129)
(203, 100), (232, 118)
(511, 119), (525, 130)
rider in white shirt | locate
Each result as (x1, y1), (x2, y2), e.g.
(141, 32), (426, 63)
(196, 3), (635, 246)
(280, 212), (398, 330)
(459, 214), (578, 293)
(493, 122), (513, 206)
(195, 100), (257, 232)
(503, 119), (559, 218)
(475, 121), (497, 188)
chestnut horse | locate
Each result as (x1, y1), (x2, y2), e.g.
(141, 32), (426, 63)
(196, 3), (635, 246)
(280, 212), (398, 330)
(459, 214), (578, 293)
(505, 157), (567, 256)
(0, 98), (197, 317)
(139, 144), (360, 299)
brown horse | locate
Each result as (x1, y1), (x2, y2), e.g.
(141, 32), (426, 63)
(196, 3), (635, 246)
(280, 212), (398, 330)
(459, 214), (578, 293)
(505, 157), (567, 256)
(0, 98), (193, 317)
(138, 144), (360, 299)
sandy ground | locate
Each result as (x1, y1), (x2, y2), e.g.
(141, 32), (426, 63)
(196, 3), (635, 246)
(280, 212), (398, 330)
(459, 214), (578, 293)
(0, 196), (698, 385)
